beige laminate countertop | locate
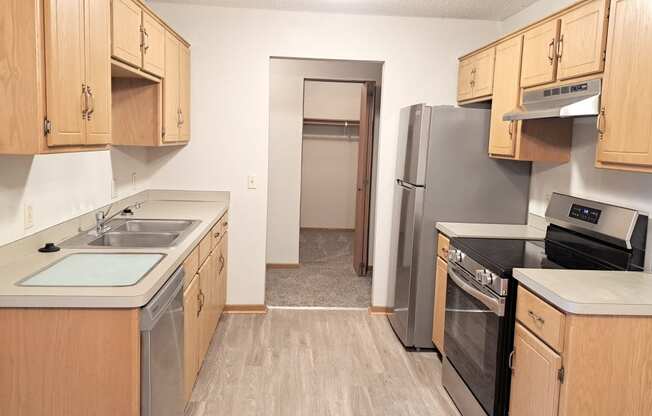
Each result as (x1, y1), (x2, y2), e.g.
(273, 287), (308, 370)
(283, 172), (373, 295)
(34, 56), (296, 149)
(0, 197), (227, 308)
(436, 222), (546, 240)
(514, 269), (652, 316)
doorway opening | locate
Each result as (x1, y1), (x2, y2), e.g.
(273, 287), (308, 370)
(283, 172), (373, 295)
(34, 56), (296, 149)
(265, 58), (383, 308)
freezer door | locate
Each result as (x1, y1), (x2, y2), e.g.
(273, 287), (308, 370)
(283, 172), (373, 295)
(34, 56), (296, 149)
(389, 182), (424, 346)
(397, 104), (431, 185)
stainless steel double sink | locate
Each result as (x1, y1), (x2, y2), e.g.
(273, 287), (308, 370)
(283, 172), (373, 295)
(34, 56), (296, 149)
(61, 219), (201, 249)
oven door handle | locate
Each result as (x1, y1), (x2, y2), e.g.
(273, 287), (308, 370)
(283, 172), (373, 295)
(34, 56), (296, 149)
(448, 266), (505, 317)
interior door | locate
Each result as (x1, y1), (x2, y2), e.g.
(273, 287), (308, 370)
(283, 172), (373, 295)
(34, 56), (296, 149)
(521, 19), (560, 88)
(353, 82), (376, 276)
(489, 36), (523, 157)
(44, 0), (86, 147)
(84, 0), (111, 145)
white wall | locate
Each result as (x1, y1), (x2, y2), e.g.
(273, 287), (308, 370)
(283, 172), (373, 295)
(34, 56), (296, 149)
(503, 0), (652, 217)
(501, 0), (575, 34)
(303, 81), (362, 120)
(147, 2), (501, 306)
(300, 137), (359, 229)
(301, 81), (361, 230)
(268, 59), (382, 264)
(0, 148), (152, 246)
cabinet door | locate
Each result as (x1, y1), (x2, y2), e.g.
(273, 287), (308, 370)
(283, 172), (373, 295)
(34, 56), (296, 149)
(471, 48), (495, 98)
(44, 0), (86, 147)
(183, 275), (200, 404)
(431, 256), (447, 352)
(596, 0), (652, 167)
(84, 0), (111, 145)
(179, 44), (191, 141)
(216, 235), (228, 318)
(521, 20), (560, 88)
(141, 11), (165, 77)
(111, 0), (142, 68)
(489, 37), (523, 157)
(457, 58), (475, 102)
(509, 323), (562, 416)
(557, 0), (609, 81)
(198, 253), (214, 361)
(163, 31), (180, 142)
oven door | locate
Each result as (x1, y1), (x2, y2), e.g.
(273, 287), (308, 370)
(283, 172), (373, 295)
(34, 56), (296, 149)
(444, 263), (505, 416)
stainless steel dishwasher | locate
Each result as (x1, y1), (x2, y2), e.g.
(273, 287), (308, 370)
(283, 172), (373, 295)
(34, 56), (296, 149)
(140, 266), (184, 416)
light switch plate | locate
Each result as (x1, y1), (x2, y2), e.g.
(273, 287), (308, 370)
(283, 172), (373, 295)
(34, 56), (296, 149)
(248, 175), (257, 189)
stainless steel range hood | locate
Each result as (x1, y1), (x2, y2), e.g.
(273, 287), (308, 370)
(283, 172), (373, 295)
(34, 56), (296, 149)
(503, 79), (601, 121)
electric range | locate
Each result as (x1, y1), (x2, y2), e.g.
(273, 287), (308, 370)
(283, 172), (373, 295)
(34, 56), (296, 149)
(441, 193), (648, 416)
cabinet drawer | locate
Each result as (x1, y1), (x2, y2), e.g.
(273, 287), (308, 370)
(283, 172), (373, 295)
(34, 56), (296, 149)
(437, 233), (450, 260)
(516, 286), (566, 352)
(198, 233), (211, 266)
(211, 213), (229, 249)
(183, 246), (200, 288)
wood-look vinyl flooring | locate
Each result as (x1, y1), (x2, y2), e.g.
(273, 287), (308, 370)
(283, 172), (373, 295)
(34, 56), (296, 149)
(186, 309), (461, 416)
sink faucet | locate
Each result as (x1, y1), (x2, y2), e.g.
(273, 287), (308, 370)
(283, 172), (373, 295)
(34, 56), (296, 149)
(94, 202), (143, 235)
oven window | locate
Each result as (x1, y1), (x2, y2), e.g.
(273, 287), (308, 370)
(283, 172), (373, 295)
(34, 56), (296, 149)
(444, 269), (501, 416)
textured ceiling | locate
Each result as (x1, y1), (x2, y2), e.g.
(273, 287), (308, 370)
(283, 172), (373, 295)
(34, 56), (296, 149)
(148, 0), (539, 21)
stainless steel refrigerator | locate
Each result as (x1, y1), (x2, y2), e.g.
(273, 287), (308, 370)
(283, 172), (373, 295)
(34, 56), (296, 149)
(388, 105), (531, 349)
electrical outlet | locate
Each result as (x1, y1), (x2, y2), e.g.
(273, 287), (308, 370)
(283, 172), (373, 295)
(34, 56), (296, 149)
(24, 203), (34, 230)
(247, 175), (257, 189)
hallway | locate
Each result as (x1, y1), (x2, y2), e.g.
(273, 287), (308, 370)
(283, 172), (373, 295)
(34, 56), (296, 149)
(265, 229), (372, 307)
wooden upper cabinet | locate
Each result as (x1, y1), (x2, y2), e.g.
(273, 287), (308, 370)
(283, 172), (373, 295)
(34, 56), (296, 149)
(84, 0), (111, 145)
(111, 0), (142, 68)
(521, 19), (560, 88)
(141, 11), (165, 77)
(509, 323), (562, 416)
(472, 48), (495, 98)
(163, 32), (181, 143)
(43, 0), (86, 147)
(457, 47), (495, 102)
(489, 36), (523, 157)
(557, 0), (609, 81)
(179, 44), (191, 141)
(457, 58), (475, 102)
(596, 0), (652, 171)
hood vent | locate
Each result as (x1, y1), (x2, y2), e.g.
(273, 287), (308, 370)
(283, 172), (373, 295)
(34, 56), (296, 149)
(503, 79), (601, 121)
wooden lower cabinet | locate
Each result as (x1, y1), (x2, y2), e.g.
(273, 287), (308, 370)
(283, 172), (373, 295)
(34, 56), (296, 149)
(0, 308), (140, 416)
(432, 256), (448, 352)
(183, 214), (229, 405)
(183, 274), (201, 402)
(510, 285), (652, 416)
(509, 323), (562, 416)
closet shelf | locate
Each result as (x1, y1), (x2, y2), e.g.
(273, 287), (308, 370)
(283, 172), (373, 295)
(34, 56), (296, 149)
(303, 118), (360, 127)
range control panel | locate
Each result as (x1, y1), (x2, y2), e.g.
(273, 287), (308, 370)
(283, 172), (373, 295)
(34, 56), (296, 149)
(569, 204), (601, 224)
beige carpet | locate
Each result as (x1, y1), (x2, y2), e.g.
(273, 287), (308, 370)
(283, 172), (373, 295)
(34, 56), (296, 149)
(265, 229), (372, 307)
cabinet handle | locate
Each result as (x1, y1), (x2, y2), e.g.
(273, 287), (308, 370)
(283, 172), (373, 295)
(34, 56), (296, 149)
(556, 34), (564, 62)
(197, 290), (204, 316)
(141, 26), (149, 53)
(508, 350), (515, 371)
(219, 255), (225, 274)
(214, 230), (221, 239)
(81, 83), (89, 119)
(597, 107), (606, 140)
(528, 310), (545, 326)
(177, 108), (183, 127)
(508, 120), (514, 138)
(86, 86), (95, 120)
(548, 38), (555, 65)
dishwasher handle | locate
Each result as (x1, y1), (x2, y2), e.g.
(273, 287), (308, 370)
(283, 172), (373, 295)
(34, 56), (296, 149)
(140, 266), (184, 331)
